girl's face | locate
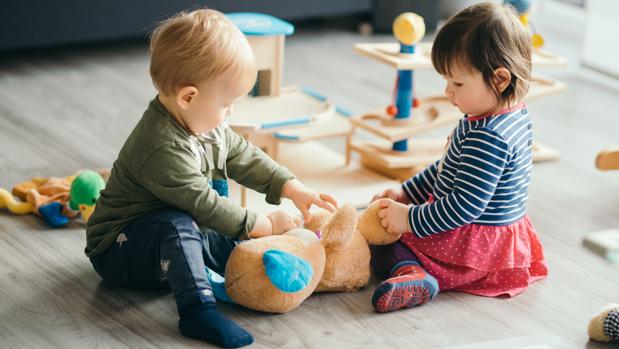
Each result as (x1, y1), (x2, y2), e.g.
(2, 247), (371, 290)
(442, 64), (499, 117)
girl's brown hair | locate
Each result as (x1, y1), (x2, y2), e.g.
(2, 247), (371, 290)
(431, 2), (532, 108)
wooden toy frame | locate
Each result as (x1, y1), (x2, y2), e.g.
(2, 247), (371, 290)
(347, 39), (568, 181)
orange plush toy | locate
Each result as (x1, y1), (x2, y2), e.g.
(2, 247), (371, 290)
(5, 170), (107, 227)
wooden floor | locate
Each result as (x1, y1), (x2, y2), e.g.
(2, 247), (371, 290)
(2, 4), (619, 349)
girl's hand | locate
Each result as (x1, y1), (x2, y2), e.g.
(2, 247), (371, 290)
(282, 179), (338, 223)
(371, 187), (410, 204)
(377, 199), (412, 235)
(267, 210), (302, 235)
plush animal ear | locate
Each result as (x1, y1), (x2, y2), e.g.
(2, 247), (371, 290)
(320, 203), (357, 250)
(263, 249), (314, 293)
(358, 201), (402, 245)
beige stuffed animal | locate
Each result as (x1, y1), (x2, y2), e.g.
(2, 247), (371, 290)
(224, 201), (401, 313)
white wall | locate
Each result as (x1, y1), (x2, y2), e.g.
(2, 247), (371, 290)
(583, 0), (619, 77)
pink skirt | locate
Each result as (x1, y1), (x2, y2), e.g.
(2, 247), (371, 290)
(399, 215), (548, 297)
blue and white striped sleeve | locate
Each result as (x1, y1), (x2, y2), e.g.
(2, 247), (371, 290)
(408, 128), (510, 238)
(402, 160), (439, 205)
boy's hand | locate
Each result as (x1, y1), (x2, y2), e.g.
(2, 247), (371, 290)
(282, 179), (338, 223)
(377, 199), (412, 235)
(267, 210), (302, 235)
(371, 187), (410, 204)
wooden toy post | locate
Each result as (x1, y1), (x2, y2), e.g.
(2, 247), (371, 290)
(596, 149), (619, 171)
(390, 13), (425, 152)
(347, 12), (465, 181)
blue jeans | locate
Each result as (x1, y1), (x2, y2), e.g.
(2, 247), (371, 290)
(89, 208), (238, 313)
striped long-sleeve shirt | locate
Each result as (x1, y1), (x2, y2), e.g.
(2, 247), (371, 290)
(403, 105), (533, 238)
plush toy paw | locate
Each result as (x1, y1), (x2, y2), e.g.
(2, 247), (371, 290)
(303, 209), (332, 235)
(308, 203), (371, 293)
(357, 201), (402, 245)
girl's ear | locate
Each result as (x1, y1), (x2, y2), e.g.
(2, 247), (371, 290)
(176, 86), (198, 110)
(492, 67), (512, 93)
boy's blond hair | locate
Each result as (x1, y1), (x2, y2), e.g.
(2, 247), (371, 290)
(431, 2), (532, 109)
(149, 9), (256, 96)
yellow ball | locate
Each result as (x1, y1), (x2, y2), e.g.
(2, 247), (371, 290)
(519, 13), (529, 26)
(532, 33), (545, 48)
(393, 12), (425, 45)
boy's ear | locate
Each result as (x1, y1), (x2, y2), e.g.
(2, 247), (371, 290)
(492, 67), (511, 93)
(176, 86), (198, 110)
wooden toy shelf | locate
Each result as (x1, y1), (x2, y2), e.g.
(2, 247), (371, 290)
(353, 42), (568, 70)
(347, 40), (568, 181)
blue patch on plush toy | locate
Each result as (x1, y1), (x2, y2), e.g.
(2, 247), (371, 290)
(263, 249), (313, 293)
(38, 202), (69, 228)
(205, 267), (234, 304)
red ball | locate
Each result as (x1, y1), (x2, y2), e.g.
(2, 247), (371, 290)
(413, 98), (420, 108)
(386, 105), (398, 116)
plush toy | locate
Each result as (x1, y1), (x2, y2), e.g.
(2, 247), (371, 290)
(26, 176), (75, 227)
(11, 177), (48, 201)
(223, 201), (401, 313)
(0, 188), (34, 214)
(225, 228), (326, 313)
(588, 303), (619, 343)
(1, 170), (106, 227)
(69, 170), (106, 222)
(306, 202), (401, 293)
